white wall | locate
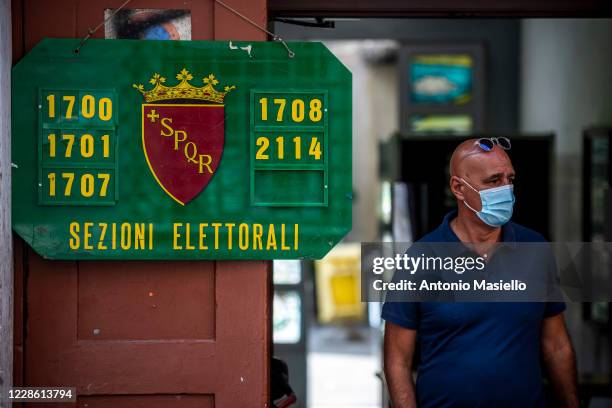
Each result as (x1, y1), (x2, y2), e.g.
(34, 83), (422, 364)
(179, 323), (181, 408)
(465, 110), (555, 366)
(323, 41), (399, 242)
(521, 19), (612, 241)
(0, 0), (12, 405)
(521, 18), (612, 374)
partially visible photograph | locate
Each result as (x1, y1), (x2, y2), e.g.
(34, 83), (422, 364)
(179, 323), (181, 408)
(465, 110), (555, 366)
(409, 54), (473, 105)
(409, 114), (473, 134)
(104, 9), (191, 40)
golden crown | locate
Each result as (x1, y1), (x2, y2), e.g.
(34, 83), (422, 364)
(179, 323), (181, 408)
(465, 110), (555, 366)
(133, 69), (236, 104)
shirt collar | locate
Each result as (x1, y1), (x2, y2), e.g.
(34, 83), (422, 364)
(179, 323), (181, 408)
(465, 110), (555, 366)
(440, 210), (461, 242)
(441, 210), (517, 243)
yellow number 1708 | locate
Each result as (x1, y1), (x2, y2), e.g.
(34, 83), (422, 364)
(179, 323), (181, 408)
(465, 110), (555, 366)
(259, 97), (323, 123)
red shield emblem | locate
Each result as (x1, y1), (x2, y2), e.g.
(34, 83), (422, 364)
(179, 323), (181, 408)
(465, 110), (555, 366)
(142, 104), (224, 205)
(134, 69), (235, 205)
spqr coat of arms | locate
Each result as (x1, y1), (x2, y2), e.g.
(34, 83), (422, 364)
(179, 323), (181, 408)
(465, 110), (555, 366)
(133, 69), (235, 205)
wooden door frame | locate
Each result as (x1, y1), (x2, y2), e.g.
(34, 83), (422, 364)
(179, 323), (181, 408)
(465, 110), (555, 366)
(7, 1), (270, 406)
(269, 0), (612, 18)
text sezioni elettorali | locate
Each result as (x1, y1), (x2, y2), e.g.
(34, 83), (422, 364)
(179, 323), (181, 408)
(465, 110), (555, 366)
(68, 221), (299, 251)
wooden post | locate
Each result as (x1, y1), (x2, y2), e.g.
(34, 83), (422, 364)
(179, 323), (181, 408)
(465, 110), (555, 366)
(0, 0), (12, 406)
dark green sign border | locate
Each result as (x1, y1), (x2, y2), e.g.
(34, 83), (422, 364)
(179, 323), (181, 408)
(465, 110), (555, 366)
(12, 38), (352, 260)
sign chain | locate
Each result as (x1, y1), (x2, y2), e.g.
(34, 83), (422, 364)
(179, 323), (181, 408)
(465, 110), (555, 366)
(72, 0), (294, 58)
(213, 0), (295, 58)
(74, 0), (133, 54)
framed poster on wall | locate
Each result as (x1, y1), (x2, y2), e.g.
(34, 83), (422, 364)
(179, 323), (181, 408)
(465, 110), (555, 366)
(399, 44), (485, 135)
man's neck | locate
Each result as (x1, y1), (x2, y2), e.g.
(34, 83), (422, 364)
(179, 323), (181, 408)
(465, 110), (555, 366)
(450, 207), (502, 244)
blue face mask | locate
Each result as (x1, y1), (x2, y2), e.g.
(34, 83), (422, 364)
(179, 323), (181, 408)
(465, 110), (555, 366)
(461, 178), (515, 227)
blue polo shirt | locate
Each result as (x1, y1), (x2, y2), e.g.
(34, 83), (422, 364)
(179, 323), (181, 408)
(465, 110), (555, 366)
(382, 211), (565, 408)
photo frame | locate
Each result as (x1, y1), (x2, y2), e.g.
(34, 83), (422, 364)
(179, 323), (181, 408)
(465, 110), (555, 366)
(399, 43), (485, 135)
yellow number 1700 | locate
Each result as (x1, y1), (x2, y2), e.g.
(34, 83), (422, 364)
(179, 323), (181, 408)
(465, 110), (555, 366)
(45, 94), (113, 121)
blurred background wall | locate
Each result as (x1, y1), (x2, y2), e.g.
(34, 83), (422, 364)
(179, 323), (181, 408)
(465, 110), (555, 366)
(521, 19), (612, 242)
(277, 19), (521, 242)
(272, 18), (612, 407)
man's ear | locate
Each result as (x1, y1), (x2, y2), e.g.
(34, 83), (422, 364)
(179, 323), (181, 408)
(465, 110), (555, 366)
(450, 176), (465, 201)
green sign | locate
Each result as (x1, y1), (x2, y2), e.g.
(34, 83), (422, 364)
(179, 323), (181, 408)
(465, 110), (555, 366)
(12, 39), (352, 260)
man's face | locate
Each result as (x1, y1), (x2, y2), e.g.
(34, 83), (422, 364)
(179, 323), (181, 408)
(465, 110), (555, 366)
(453, 147), (515, 212)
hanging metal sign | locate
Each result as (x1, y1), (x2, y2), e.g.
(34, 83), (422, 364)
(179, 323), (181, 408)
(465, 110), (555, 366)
(12, 39), (352, 259)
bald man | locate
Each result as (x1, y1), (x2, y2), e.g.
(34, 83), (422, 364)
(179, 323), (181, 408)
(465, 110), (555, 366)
(382, 139), (578, 408)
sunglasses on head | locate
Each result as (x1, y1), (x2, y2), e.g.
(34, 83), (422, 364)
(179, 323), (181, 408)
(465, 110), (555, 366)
(476, 137), (511, 152)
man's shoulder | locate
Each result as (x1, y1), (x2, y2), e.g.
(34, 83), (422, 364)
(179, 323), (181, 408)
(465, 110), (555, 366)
(415, 219), (548, 243)
(507, 221), (548, 242)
